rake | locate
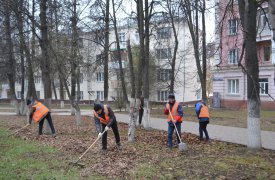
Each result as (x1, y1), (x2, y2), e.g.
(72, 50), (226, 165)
(69, 129), (107, 167)
(8, 124), (30, 137)
(168, 109), (188, 152)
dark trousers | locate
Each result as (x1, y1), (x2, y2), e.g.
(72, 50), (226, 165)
(101, 120), (120, 150)
(39, 113), (56, 135)
(139, 108), (144, 125)
(199, 121), (209, 140)
(167, 122), (181, 147)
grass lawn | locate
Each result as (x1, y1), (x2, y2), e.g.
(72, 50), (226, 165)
(0, 115), (275, 179)
(134, 106), (275, 131)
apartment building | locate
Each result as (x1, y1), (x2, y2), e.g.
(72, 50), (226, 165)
(213, 1), (275, 110)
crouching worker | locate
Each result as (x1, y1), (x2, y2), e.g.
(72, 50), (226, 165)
(93, 103), (121, 153)
(195, 101), (210, 141)
(164, 94), (183, 149)
(27, 100), (56, 136)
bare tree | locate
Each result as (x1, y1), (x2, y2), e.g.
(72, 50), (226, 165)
(180, 0), (208, 102)
(99, 0), (110, 103)
(111, 0), (129, 105)
(127, 39), (138, 142)
(238, 0), (261, 149)
(270, 0), (275, 41)
(39, 0), (52, 107)
(2, 0), (19, 114)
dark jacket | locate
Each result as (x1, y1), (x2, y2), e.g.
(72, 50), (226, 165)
(94, 104), (116, 133)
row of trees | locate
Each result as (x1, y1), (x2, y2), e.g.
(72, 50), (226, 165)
(0, 0), (273, 149)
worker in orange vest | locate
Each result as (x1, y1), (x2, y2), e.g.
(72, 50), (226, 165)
(195, 101), (210, 141)
(164, 94), (183, 149)
(27, 99), (56, 136)
(94, 103), (121, 154)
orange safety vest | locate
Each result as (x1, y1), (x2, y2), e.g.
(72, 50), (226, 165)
(94, 105), (110, 125)
(166, 102), (183, 122)
(32, 101), (49, 123)
(199, 104), (210, 118)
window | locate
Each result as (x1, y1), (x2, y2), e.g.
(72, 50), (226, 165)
(157, 91), (169, 101)
(79, 73), (83, 84)
(34, 76), (41, 84)
(263, 46), (271, 61)
(228, 19), (238, 35)
(157, 27), (171, 39)
(196, 89), (202, 100)
(96, 54), (104, 65)
(228, 79), (239, 94)
(260, 14), (268, 27)
(96, 72), (104, 82)
(158, 69), (172, 81)
(228, 49), (238, 64)
(156, 48), (172, 60)
(259, 78), (268, 95)
(79, 91), (83, 100)
(36, 91), (40, 99)
(16, 78), (21, 84)
(118, 32), (126, 48)
(96, 91), (104, 101)
(17, 91), (21, 99)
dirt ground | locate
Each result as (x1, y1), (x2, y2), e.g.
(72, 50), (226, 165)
(0, 115), (275, 179)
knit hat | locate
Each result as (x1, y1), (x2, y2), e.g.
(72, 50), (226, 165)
(168, 94), (175, 99)
(94, 104), (102, 111)
(26, 99), (32, 106)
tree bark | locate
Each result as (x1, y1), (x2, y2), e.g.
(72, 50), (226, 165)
(142, 0), (151, 130)
(239, 0), (261, 149)
(3, 1), (19, 114)
(136, 0), (144, 97)
(127, 39), (138, 142)
(167, 0), (179, 94)
(104, 0), (110, 103)
(39, 0), (52, 103)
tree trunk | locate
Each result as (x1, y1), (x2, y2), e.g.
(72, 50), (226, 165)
(27, 0), (37, 100)
(167, 0), (178, 94)
(239, 0), (261, 149)
(18, 0), (26, 115)
(52, 81), (58, 100)
(136, 0), (144, 97)
(59, 75), (65, 108)
(3, 1), (19, 114)
(142, 0), (151, 130)
(112, 0), (128, 105)
(40, 0), (52, 134)
(39, 0), (52, 102)
(201, 0), (207, 102)
(104, 0), (110, 103)
(127, 40), (137, 142)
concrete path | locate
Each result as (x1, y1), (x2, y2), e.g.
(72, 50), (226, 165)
(0, 109), (274, 150)
(114, 114), (275, 151)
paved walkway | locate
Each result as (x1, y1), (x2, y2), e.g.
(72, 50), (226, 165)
(0, 109), (274, 150)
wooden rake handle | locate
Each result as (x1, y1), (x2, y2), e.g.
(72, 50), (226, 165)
(75, 129), (107, 163)
(8, 124), (30, 137)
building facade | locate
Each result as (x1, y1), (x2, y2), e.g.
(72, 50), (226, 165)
(213, 1), (275, 110)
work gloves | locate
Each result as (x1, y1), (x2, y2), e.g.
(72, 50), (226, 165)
(104, 126), (110, 131)
(98, 132), (103, 138)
